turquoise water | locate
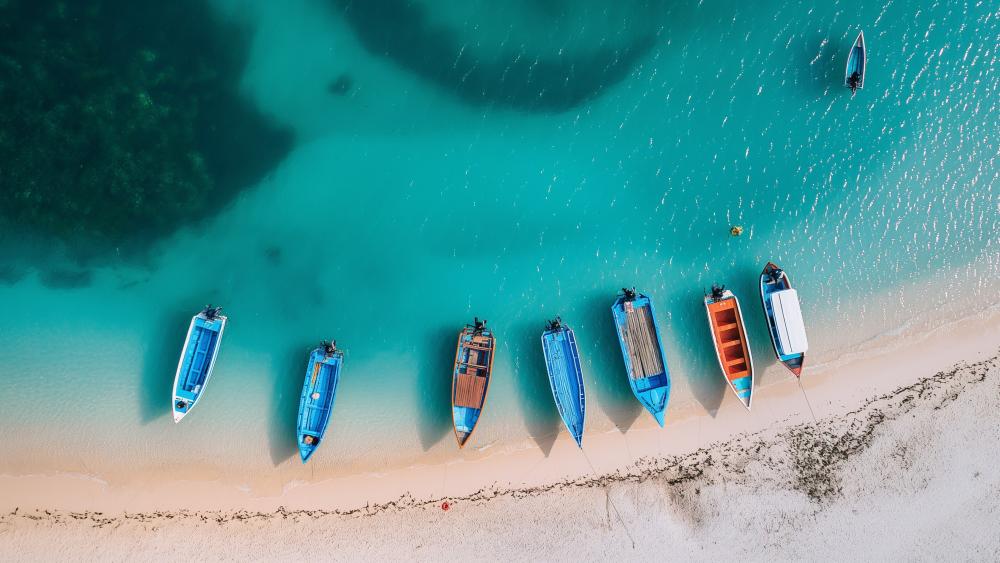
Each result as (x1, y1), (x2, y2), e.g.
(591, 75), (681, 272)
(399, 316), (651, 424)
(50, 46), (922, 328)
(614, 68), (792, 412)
(1, 0), (998, 478)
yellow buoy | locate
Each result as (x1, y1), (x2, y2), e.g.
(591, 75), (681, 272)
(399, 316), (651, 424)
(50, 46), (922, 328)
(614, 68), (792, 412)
(730, 225), (744, 236)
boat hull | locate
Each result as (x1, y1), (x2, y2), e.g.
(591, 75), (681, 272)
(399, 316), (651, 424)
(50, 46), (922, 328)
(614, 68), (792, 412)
(845, 31), (866, 90)
(171, 311), (227, 423)
(760, 262), (806, 376)
(705, 290), (754, 410)
(451, 323), (496, 448)
(611, 292), (671, 426)
(541, 324), (586, 447)
(297, 347), (344, 463)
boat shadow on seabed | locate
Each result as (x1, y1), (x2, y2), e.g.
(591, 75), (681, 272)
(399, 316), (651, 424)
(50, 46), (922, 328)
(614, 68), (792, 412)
(511, 320), (562, 457)
(415, 326), (463, 451)
(268, 345), (312, 465)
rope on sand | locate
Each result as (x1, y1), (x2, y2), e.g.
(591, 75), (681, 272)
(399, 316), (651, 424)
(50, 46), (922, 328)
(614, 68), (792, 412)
(581, 448), (636, 549)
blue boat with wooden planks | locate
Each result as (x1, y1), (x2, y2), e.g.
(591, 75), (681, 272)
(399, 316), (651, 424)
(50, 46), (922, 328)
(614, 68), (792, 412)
(611, 289), (671, 426)
(760, 262), (809, 376)
(451, 318), (496, 448)
(297, 341), (344, 463)
(541, 318), (585, 447)
(172, 306), (227, 423)
(845, 31), (866, 94)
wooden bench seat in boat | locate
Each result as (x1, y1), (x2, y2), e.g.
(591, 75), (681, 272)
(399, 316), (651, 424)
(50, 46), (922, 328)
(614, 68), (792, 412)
(454, 373), (488, 408)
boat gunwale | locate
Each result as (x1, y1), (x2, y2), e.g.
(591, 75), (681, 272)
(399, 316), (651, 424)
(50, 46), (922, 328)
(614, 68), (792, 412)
(171, 312), (227, 423)
(759, 262), (806, 377)
(297, 346), (344, 462)
(704, 290), (754, 410)
(540, 324), (586, 446)
(451, 324), (496, 449)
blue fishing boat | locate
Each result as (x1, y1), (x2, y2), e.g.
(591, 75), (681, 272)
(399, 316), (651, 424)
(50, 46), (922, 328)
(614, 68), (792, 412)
(297, 341), (344, 463)
(452, 318), (496, 448)
(172, 305), (227, 423)
(845, 31), (866, 94)
(760, 262), (809, 376)
(611, 289), (671, 426)
(541, 318), (585, 447)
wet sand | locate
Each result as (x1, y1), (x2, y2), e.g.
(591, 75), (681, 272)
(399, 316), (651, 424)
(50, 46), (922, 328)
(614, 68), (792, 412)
(2, 308), (998, 560)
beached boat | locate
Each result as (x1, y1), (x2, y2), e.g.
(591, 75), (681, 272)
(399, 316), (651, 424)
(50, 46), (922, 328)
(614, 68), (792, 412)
(171, 305), (227, 423)
(297, 341), (344, 463)
(845, 31), (866, 94)
(760, 262), (809, 376)
(611, 288), (671, 426)
(541, 318), (585, 447)
(451, 318), (496, 448)
(704, 286), (754, 410)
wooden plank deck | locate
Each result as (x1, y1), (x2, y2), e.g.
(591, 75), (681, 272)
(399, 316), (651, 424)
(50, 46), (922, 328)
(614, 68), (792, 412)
(620, 303), (664, 379)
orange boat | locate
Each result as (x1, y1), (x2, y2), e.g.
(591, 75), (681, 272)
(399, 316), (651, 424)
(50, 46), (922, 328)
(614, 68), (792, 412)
(451, 318), (496, 448)
(704, 285), (754, 409)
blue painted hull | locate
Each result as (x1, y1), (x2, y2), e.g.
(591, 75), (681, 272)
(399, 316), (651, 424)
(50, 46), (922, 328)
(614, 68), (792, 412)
(760, 262), (805, 376)
(172, 311), (227, 423)
(297, 347), (344, 463)
(845, 31), (866, 90)
(611, 292), (671, 426)
(541, 324), (586, 447)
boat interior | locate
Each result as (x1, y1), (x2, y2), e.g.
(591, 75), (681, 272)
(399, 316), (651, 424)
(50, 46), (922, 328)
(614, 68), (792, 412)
(454, 333), (493, 409)
(708, 299), (750, 381)
(179, 321), (221, 394)
(619, 301), (667, 390)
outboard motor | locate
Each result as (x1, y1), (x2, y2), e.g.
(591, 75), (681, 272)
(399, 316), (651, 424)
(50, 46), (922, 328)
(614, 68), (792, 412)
(546, 317), (562, 331)
(622, 287), (637, 301)
(473, 317), (487, 334)
(322, 340), (337, 356)
(711, 284), (726, 300)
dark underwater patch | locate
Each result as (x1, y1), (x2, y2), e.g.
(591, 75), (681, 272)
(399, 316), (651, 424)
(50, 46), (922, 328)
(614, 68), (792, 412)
(40, 268), (92, 289)
(0, 0), (293, 254)
(332, 0), (657, 113)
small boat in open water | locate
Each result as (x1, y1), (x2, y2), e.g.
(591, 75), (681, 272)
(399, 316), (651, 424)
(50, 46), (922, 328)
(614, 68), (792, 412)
(705, 286), (754, 410)
(297, 341), (344, 463)
(845, 31), (866, 94)
(541, 318), (585, 447)
(451, 318), (496, 448)
(172, 305), (227, 423)
(611, 288), (671, 426)
(760, 262), (809, 376)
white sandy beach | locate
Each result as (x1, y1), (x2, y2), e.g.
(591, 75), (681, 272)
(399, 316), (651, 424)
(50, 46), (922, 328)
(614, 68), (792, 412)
(2, 304), (998, 560)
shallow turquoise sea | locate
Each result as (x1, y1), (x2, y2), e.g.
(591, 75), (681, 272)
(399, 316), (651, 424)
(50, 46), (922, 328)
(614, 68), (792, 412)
(1, 0), (997, 476)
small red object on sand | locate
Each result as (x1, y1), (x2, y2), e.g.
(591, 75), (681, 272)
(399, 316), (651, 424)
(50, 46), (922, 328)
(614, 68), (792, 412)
(441, 501), (450, 511)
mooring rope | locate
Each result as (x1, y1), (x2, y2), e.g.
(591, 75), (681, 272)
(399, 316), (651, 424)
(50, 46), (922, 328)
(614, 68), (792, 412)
(580, 447), (636, 549)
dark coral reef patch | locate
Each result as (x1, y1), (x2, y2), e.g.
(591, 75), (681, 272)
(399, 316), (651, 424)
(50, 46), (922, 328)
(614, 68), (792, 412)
(0, 0), (293, 253)
(332, 0), (658, 113)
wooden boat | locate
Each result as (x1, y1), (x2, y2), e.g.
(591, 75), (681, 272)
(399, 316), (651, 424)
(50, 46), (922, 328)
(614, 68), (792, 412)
(541, 318), (585, 447)
(760, 262), (809, 376)
(611, 288), (671, 426)
(844, 31), (866, 94)
(704, 286), (754, 410)
(451, 318), (496, 448)
(171, 305), (227, 423)
(297, 341), (344, 463)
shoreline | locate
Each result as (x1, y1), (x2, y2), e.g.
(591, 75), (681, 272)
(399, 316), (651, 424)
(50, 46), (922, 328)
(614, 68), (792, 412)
(2, 326), (998, 561)
(2, 302), (997, 515)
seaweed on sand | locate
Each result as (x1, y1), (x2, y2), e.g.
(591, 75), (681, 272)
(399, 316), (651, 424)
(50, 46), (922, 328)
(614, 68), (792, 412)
(0, 0), (293, 254)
